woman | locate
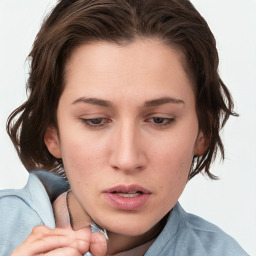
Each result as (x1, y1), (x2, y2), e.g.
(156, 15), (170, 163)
(0, 0), (249, 255)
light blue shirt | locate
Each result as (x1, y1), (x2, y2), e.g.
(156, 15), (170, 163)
(0, 171), (249, 256)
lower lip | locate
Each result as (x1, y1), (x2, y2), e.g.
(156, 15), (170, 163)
(104, 193), (150, 211)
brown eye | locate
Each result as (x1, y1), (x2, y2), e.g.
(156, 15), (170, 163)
(149, 117), (175, 125)
(89, 118), (104, 125)
(80, 118), (111, 128)
(152, 117), (165, 124)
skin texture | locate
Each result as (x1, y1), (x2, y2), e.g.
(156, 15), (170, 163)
(11, 226), (107, 256)
(42, 39), (207, 255)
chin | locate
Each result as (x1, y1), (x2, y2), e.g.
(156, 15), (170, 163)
(101, 215), (160, 237)
(107, 227), (153, 238)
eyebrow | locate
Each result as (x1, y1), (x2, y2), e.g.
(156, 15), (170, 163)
(72, 96), (184, 108)
(143, 97), (184, 107)
(72, 97), (112, 107)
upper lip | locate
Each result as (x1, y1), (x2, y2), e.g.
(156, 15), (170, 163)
(104, 184), (151, 194)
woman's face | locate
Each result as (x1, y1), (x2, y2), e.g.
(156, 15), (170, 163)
(45, 39), (206, 236)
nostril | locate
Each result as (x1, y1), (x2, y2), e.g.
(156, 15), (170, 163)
(112, 165), (120, 170)
(111, 164), (144, 172)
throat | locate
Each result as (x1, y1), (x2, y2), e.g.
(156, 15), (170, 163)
(67, 191), (92, 230)
(106, 212), (170, 255)
(106, 238), (154, 256)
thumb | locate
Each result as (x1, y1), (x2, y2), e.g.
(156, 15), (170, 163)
(89, 231), (108, 256)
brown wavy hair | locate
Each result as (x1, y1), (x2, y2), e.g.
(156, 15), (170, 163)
(7, 0), (237, 179)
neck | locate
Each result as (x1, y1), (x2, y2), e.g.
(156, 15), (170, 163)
(106, 216), (168, 255)
(67, 191), (92, 229)
(67, 191), (169, 255)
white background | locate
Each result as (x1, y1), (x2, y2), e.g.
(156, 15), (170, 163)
(0, 0), (255, 255)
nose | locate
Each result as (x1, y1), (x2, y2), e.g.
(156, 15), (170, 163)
(109, 121), (147, 173)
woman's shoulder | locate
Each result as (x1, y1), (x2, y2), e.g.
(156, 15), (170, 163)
(0, 173), (46, 214)
(182, 206), (249, 255)
(146, 202), (249, 256)
(0, 172), (55, 255)
(0, 170), (69, 227)
(0, 174), (47, 229)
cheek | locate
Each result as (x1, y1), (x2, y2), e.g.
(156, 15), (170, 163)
(59, 137), (105, 183)
(147, 137), (194, 192)
(149, 135), (195, 170)
(60, 130), (106, 163)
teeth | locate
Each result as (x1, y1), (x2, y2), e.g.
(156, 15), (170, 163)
(115, 192), (141, 198)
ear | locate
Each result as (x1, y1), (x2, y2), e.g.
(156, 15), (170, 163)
(44, 127), (61, 158)
(194, 131), (208, 156)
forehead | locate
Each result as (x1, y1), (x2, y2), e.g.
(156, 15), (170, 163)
(62, 39), (195, 106)
(65, 39), (186, 75)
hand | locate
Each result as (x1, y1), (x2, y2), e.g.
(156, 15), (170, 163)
(11, 225), (107, 256)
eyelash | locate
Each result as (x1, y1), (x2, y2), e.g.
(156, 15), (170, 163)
(80, 118), (111, 128)
(80, 116), (175, 128)
(146, 117), (175, 127)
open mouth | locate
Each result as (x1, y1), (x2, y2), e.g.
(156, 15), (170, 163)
(104, 184), (150, 195)
(104, 185), (151, 210)
(113, 191), (143, 198)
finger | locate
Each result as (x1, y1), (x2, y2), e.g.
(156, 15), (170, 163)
(25, 225), (69, 242)
(44, 247), (84, 256)
(31, 226), (92, 244)
(28, 235), (90, 255)
(30, 225), (82, 238)
(16, 226), (92, 255)
(89, 232), (108, 256)
(69, 227), (97, 253)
